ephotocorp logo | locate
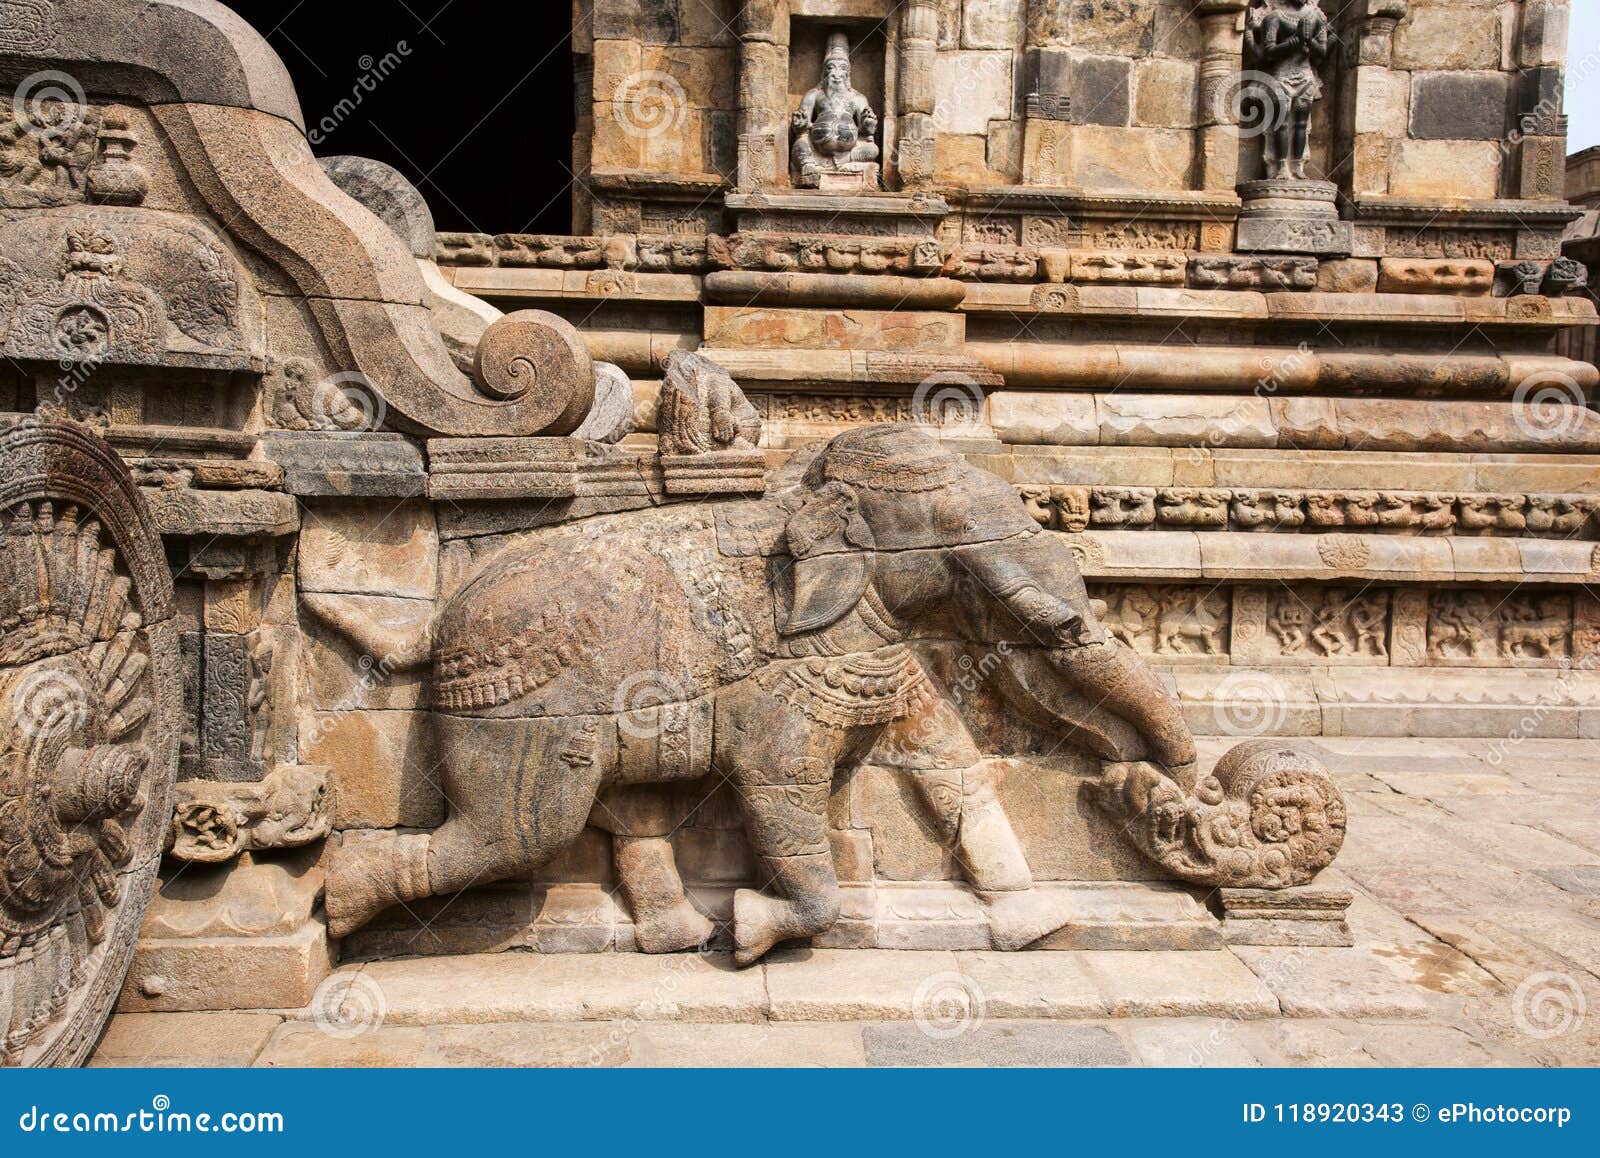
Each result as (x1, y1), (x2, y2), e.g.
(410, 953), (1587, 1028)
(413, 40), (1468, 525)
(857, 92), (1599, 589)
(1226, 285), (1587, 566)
(1211, 670), (1289, 738)
(1511, 370), (1588, 443)
(308, 371), (387, 432)
(11, 667), (90, 741)
(912, 971), (985, 1040)
(614, 669), (688, 740)
(311, 972), (387, 1039)
(612, 71), (687, 140)
(12, 69), (88, 143)
(1512, 972), (1586, 1040)
(910, 372), (986, 433)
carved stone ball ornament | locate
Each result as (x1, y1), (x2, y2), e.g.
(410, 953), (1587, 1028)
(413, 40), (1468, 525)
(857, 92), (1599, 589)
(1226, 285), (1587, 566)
(0, 418), (178, 1067)
(1091, 740), (1347, 889)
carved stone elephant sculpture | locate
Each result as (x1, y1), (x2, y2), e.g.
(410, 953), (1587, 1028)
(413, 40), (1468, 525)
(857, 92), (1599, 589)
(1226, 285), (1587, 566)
(316, 426), (1343, 964)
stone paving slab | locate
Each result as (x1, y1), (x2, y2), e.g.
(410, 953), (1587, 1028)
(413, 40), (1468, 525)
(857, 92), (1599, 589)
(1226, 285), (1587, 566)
(764, 949), (960, 1021)
(863, 1022), (1130, 1067)
(623, 1022), (868, 1067)
(1239, 1020), (1513, 1068)
(1077, 950), (1280, 1018)
(953, 950), (1111, 1018)
(89, 1013), (283, 1068)
(356, 950), (769, 1025)
(95, 1016), (1537, 1068)
(256, 1021), (627, 1067)
(1234, 946), (1434, 1019)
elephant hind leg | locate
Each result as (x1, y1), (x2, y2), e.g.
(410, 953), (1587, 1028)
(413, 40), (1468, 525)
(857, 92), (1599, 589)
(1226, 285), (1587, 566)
(326, 715), (610, 941)
(614, 837), (715, 952)
(325, 830), (432, 940)
(325, 817), (539, 941)
(591, 785), (714, 953)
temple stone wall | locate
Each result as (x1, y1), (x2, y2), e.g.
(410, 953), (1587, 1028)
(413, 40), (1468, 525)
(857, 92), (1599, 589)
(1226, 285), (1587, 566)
(431, 0), (1599, 752)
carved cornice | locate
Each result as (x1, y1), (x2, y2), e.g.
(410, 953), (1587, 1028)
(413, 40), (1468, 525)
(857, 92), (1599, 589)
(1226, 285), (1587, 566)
(0, 0), (304, 130)
(1353, 197), (1584, 229)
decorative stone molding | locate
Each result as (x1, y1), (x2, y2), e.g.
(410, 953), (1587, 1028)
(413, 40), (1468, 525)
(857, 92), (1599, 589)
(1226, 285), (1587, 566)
(1074, 582), (1600, 671)
(1016, 486), (1597, 539)
(1377, 258), (1496, 296)
(1218, 886), (1354, 947)
(1236, 179), (1352, 256)
(0, 213), (253, 370)
(711, 233), (944, 276)
(1190, 255), (1318, 290)
(0, 0), (305, 128)
(168, 765), (330, 864)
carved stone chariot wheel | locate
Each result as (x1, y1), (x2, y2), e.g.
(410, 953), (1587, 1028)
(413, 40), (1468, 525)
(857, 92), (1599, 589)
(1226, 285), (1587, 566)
(0, 419), (178, 1067)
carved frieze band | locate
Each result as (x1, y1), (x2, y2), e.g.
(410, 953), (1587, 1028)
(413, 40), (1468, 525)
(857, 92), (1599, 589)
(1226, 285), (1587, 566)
(1016, 486), (1598, 539)
(1091, 583), (1599, 670)
(435, 222), (1580, 290)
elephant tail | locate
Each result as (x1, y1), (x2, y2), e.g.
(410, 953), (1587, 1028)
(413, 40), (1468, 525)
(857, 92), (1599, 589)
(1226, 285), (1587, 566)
(301, 591), (434, 671)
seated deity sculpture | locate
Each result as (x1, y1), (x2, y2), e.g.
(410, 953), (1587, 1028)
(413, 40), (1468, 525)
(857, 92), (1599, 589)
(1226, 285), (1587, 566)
(791, 30), (881, 190)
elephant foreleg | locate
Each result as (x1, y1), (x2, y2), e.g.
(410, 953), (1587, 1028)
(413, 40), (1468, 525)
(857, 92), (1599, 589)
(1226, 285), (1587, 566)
(884, 702), (1077, 951)
(948, 761), (1033, 894)
(879, 700), (1033, 893)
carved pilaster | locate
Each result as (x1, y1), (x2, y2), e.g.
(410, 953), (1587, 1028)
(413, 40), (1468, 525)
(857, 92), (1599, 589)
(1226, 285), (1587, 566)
(1335, 0), (1409, 198)
(897, 0), (941, 189)
(1020, 0), (1073, 185)
(1512, 0), (1569, 200)
(736, 1), (787, 191)
(572, 22), (595, 234)
(1193, 0), (1251, 193)
(1348, 0), (1409, 67)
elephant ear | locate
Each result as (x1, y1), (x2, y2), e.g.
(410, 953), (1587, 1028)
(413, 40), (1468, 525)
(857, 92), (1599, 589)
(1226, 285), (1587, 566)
(779, 480), (875, 636)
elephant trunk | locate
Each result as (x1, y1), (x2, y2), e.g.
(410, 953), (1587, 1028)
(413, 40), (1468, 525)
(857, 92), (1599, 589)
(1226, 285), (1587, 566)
(1045, 643), (1198, 788)
(954, 537), (1198, 788)
(953, 537), (1104, 649)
